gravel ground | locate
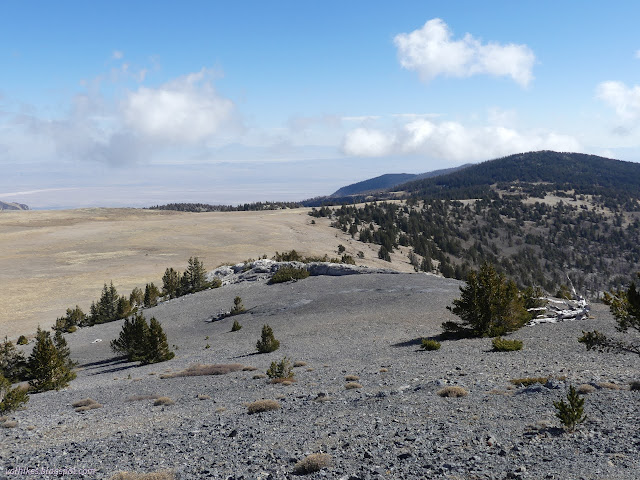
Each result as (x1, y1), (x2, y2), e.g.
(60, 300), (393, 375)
(2, 272), (639, 480)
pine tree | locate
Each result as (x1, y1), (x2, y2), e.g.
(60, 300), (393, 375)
(230, 296), (246, 315)
(0, 373), (29, 414)
(443, 263), (529, 337)
(554, 385), (587, 432)
(162, 268), (181, 299)
(27, 327), (76, 392)
(144, 317), (175, 364)
(54, 306), (86, 333)
(110, 313), (149, 362)
(256, 324), (280, 353)
(53, 329), (77, 373)
(143, 282), (160, 307)
(0, 337), (27, 382)
(186, 256), (207, 293)
(111, 313), (174, 365)
(129, 287), (144, 309)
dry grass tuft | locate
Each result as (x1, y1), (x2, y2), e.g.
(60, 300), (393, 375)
(247, 399), (281, 414)
(72, 398), (98, 408)
(345, 382), (363, 390)
(109, 470), (175, 480)
(379, 368), (389, 373)
(153, 397), (175, 406)
(271, 377), (296, 384)
(242, 366), (258, 371)
(1, 420), (18, 428)
(306, 368), (314, 372)
(160, 363), (244, 379)
(292, 453), (332, 475)
(598, 382), (622, 390)
(576, 384), (596, 394)
(293, 361), (307, 367)
(509, 377), (549, 387)
(196, 394), (211, 400)
(126, 394), (161, 402)
(345, 375), (359, 381)
(253, 374), (267, 379)
(437, 386), (468, 398)
(0, 416), (8, 423)
(215, 407), (226, 413)
(72, 398), (103, 412)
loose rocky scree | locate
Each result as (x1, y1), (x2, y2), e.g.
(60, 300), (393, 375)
(1, 272), (639, 479)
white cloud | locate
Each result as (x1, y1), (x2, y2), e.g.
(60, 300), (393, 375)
(394, 18), (535, 87)
(343, 127), (395, 157)
(597, 81), (640, 121)
(635, 49), (640, 59)
(112, 50), (124, 60)
(122, 69), (235, 143)
(342, 118), (581, 161)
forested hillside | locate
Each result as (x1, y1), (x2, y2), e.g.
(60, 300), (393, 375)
(310, 151), (640, 297)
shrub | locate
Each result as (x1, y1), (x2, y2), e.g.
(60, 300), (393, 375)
(554, 385), (587, 432)
(579, 274), (640, 356)
(437, 386), (468, 397)
(231, 319), (242, 332)
(421, 338), (441, 351)
(491, 337), (523, 352)
(16, 336), (28, 346)
(153, 397), (175, 406)
(27, 327), (76, 392)
(293, 361), (307, 367)
(293, 453), (332, 475)
(510, 377), (548, 387)
(256, 325), (280, 353)
(74, 398), (103, 412)
(270, 267), (310, 284)
(55, 305), (87, 332)
(247, 399), (280, 414)
(0, 374), (29, 414)
(345, 375), (359, 381)
(443, 263), (529, 338)
(267, 357), (294, 380)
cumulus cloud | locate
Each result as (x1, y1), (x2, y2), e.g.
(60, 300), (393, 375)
(122, 69), (235, 143)
(394, 18), (535, 87)
(596, 81), (640, 121)
(342, 118), (581, 162)
(343, 127), (396, 157)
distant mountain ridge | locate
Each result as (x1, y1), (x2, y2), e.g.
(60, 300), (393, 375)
(0, 201), (29, 211)
(330, 164), (471, 198)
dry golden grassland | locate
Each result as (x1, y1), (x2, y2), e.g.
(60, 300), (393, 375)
(0, 207), (413, 338)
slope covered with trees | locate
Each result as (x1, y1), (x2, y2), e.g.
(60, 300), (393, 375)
(310, 151), (640, 297)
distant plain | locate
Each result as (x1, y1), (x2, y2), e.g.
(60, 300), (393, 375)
(0, 208), (414, 338)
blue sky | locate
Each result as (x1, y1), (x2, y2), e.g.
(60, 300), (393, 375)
(1, 1), (639, 208)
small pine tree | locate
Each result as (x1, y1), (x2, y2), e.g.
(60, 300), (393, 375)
(144, 317), (175, 365)
(230, 296), (246, 315)
(0, 337), (27, 382)
(554, 385), (587, 432)
(143, 282), (160, 308)
(231, 319), (242, 332)
(378, 246), (391, 262)
(0, 373), (29, 414)
(111, 313), (174, 365)
(17, 335), (28, 345)
(256, 324), (280, 353)
(129, 287), (144, 309)
(110, 313), (149, 362)
(443, 263), (529, 338)
(27, 327), (76, 392)
(162, 267), (181, 299)
(54, 306), (86, 332)
(266, 357), (294, 379)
